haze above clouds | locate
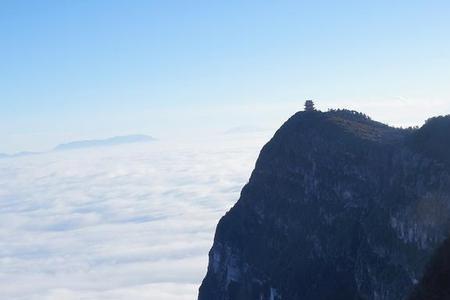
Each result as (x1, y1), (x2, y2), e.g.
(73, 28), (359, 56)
(0, 132), (271, 300)
(2, 1), (450, 153)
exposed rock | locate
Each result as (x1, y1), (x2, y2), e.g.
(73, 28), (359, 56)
(198, 109), (450, 300)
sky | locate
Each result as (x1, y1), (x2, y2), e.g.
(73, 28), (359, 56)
(1, 0), (450, 153)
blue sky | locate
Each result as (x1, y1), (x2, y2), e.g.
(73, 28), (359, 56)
(1, 0), (450, 153)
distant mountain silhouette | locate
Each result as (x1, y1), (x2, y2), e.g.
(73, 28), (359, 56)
(54, 135), (155, 151)
(0, 151), (41, 159)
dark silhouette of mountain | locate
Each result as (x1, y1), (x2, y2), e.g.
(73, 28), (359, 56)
(409, 236), (450, 300)
(406, 117), (450, 300)
(409, 116), (450, 165)
(198, 109), (450, 300)
(54, 135), (155, 151)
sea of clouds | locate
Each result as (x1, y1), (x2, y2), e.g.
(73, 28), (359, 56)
(0, 132), (271, 299)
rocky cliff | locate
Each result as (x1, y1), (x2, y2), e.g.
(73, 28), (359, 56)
(198, 109), (450, 300)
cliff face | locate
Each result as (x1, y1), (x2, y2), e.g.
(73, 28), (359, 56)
(409, 237), (450, 300)
(198, 110), (450, 300)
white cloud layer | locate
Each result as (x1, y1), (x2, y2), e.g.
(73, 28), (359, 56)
(0, 133), (271, 299)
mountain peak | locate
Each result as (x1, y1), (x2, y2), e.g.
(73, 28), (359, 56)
(198, 109), (450, 300)
(409, 115), (450, 165)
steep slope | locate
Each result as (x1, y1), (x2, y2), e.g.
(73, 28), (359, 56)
(198, 110), (450, 300)
(408, 237), (450, 300)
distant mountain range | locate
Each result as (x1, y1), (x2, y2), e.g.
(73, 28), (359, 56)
(0, 135), (155, 158)
(54, 135), (155, 151)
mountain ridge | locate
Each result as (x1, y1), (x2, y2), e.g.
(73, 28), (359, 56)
(199, 109), (450, 300)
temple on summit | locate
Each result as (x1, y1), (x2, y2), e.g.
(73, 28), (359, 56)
(304, 100), (315, 111)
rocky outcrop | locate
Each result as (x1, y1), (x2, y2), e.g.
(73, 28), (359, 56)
(198, 110), (450, 300)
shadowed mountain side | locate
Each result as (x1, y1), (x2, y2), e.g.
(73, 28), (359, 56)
(409, 236), (450, 300)
(199, 109), (450, 300)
